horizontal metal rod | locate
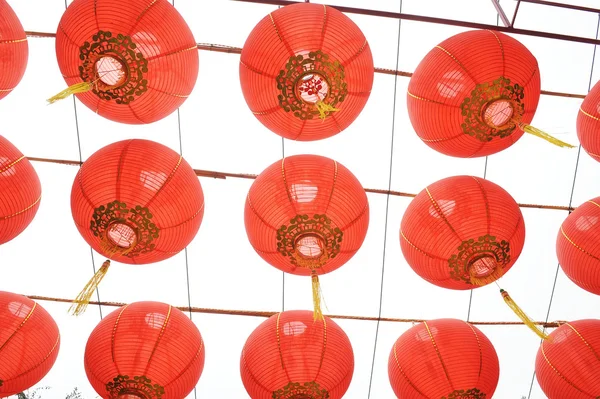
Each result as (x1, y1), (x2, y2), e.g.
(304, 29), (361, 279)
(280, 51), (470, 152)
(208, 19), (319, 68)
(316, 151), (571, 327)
(519, 0), (600, 14)
(25, 293), (564, 328)
(230, 0), (600, 46)
(26, 156), (575, 212)
(24, 32), (587, 100)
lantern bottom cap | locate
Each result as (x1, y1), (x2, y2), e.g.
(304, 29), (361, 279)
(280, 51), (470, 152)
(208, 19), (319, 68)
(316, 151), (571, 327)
(468, 254), (497, 278)
(483, 98), (515, 129)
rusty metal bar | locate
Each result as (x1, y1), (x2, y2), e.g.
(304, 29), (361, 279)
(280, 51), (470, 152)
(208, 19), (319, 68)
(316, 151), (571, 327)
(26, 156), (575, 211)
(491, 0), (511, 27)
(519, 0), (600, 14)
(230, 0), (600, 46)
(511, 0), (522, 27)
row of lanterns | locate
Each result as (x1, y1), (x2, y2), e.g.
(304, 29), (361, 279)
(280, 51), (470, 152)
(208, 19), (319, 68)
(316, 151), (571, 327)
(1, 291), (599, 398)
(7, 0), (600, 159)
(1, 0), (600, 397)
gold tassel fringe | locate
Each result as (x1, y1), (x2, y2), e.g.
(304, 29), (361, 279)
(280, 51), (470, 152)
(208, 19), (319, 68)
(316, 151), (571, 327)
(315, 101), (339, 120)
(500, 289), (549, 340)
(47, 82), (94, 104)
(311, 271), (324, 321)
(69, 260), (111, 316)
(519, 123), (575, 148)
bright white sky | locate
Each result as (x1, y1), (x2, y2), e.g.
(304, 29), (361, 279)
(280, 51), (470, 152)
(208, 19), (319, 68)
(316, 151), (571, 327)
(2, 0), (600, 398)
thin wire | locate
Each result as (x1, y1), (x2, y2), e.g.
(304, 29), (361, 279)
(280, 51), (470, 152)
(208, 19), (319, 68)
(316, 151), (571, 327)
(527, 12), (600, 399)
(279, 3), (286, 313)
(367, 1), (403, 397)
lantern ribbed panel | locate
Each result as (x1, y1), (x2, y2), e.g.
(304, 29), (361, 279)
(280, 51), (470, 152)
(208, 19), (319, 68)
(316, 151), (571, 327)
(245, 154), (369, 276)
(556, 196), (600, 295)
(535, 319), (600, 398)
(0, 136), (41, 245)
(240, 3), (374, 141)
(55, 0), (198, 124)
(85, 301), (204, 399)
(70, 139), (204, 264)
(408, 30), (540, 158)
(388, 318), (499, 399)
(0, 0), (27, 101)
(0, 291), (60, 396)
(400, 175), (525, 290)
(240, 310), (354, 399)
(577, 80), (600, 162)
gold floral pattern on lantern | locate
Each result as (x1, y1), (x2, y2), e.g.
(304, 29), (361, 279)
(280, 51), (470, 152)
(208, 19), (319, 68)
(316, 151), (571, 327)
(272, 381), (329, 399)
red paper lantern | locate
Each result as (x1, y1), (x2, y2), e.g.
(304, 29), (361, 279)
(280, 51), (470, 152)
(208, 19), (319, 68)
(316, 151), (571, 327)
(408, 29), (572, 158)
(241, 310), (354, 399)
(577, 80), (600, 162)
(0, 135), (41, 245)
(400, 175), (525, 289)
(0, 291), (60, 396)
(245, 154), (369, 276)
(85, 301), (205, 399)
(53, 0), (198, 124)
(70, 139), (204, 314)
(0, 0), (27, 101)
(388, 318), (499, 399)
(556, 196), (600, 295)
(535, 319), (600, 398)
(240, 3), (374, 141)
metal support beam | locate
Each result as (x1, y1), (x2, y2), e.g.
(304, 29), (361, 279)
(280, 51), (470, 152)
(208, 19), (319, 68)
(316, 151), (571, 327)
(511, 0), (522, 27)
(491, 0), (511, 27)
(231, 0), (600, 46)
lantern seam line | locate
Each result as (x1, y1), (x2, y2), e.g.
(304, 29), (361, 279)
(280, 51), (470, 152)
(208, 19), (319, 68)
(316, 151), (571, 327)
(160, 203), (205, 230)
(540, 341), (589, 395)
(115, 140), (134, 201)
(147, 85), (189, 98)
(0, 195), (41, 221)
(275, 312), (292, 380)
(400, 230), (447, 261)
(392, 341), (429, 398)
(313, 316), (328, 382)
(0, 38), (27, 44)
(127, 103), (147, 124)
(560, 226), (600, 261)
(252, 105), (280, 116)
(127, 0), (160, 36)
(425, 187), (461, 240)
(471, 177), (491, 235)
(486, 30), (505, 76)
(319, 4), (328, 49)
(342, 39), (369, 68)
(162, 338), (204, 388)
(4, 335), (60, 383)
(0, 88), (13, 92)
(0, 303), (36, 356)
(587, 200), (600, 209)
(465, 322), (484, 380)
(57, 23), (79, 49)
(246, 195), (279, 231)
(144, 156), (183, 209)
(93, 0), (99, 31)
(323, 160), (338, 214)
(280, 158), (298, 214)
(466, 139), (488, 158)
(435, 45), (478, 85)
(565, 322), (600, 364)
(268, 13), (294, 56)
(580, 107), (600, 122)
(420, 132), (464, 143)
(338, 202), (369, 231)
(424, 321), (455, 391)
(143, 305), (172, 375)
(111, 304), (129, 373)
(240, 60), (278, 79)
(0, 155), (25, 173)
(291, 119), (307, 140)
(330, 112), (343, 132)
(145, 44), (198, 63)
(241, 351), (274, 394)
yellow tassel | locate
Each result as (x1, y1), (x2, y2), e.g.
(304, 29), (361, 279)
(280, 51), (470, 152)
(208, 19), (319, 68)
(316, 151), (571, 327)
(500, 289), (549, 340)
(47, 82), (94, 104)
(311, 271), (324, 321)
(519, 123), (575, 148)
(69, 260), (111, 316)
(315, 101), (339, 120)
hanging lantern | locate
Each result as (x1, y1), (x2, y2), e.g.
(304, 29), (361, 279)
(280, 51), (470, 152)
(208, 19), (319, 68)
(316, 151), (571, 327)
(407, 29), (573, 157)
(535, 319), (600, 398)
(400, 175), (548, 338)
(0, 0), (27, 101)
(0, 291), (60, 396)
(245, 155), (369, 318)
(70, 139), (204, 314)
(577, 80), (600, 162)
(240, 3), (374, 141)
(388, 318), (499, 399)
(556, 196), (600, 296)
(241, 310), (353, 399)
(85, 301), (205, 399)
(0, 135), (41, 245)
(51, 0), (198, 124)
